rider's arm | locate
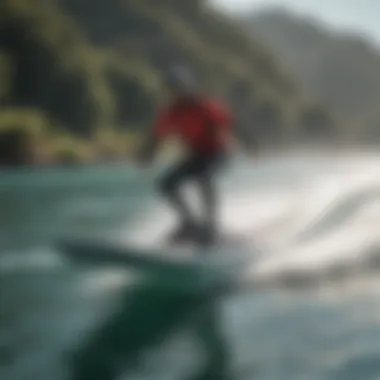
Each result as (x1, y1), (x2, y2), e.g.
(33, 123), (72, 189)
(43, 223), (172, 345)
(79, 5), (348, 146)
(206, 100), (239, 152)
(137, 108), (173, 164)
(210, 101), (258, 155)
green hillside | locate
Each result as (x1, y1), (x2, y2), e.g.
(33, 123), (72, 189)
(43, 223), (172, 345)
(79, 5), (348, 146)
(0, 0), (334, 166)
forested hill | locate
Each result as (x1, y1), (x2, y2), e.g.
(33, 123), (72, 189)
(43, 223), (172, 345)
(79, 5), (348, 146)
(0, 0), (333, 165)
(242, 8), (380, 142)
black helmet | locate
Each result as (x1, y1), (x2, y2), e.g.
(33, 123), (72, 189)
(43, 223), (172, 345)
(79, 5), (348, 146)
(164, 65), (197, 92)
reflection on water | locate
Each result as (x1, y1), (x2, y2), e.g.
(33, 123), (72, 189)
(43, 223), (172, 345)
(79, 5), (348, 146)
(1, 151), (380, 380)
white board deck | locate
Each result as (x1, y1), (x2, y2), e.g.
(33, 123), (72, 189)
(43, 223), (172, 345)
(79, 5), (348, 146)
(157, 231), (254, 251)
(56, 233), (260, 292)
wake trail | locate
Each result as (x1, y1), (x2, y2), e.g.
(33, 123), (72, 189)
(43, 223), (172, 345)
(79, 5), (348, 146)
(115, 152), (380, 291)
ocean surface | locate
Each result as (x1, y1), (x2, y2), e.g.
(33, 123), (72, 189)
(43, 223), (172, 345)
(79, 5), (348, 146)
(1, 149), (380, 380)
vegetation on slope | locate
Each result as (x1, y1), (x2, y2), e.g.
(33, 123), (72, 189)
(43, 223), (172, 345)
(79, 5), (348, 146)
(0, 0), (336, 166)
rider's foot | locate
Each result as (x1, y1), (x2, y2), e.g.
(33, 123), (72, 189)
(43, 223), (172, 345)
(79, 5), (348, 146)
(167, 220), (199, 244)
(196, 225), (218, 247)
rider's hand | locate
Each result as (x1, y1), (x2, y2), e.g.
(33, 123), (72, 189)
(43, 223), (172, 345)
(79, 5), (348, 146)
(136, 135), (157, 167)
(136, 149), (152, 167)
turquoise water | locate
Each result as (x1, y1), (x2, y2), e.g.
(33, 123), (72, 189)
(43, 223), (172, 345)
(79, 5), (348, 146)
(1, 151), (380, 380)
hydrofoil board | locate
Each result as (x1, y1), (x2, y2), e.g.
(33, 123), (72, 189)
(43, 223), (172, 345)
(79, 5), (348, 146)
(56, 230), (261, 293)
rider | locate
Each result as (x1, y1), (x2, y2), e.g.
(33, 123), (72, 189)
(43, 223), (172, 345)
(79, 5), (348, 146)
(138, 65), (233, 246)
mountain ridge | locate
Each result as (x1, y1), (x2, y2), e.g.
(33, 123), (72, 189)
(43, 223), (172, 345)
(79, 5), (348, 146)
(242, 7), (380, 141)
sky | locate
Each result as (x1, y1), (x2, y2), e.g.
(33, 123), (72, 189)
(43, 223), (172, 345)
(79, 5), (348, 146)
(211, 0), (380, 45)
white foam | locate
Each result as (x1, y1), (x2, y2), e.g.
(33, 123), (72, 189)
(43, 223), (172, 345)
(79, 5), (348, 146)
(121, 152), (380, 285)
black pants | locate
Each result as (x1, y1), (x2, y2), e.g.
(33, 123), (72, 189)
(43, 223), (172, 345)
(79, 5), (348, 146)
(158, 150), (227, 232)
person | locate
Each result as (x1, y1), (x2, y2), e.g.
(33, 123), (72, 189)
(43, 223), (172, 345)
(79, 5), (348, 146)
(137, 65), (234, 247)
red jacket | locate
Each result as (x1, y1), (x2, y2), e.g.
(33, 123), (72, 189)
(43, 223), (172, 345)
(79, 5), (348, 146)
(153, 97), (232, 154)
